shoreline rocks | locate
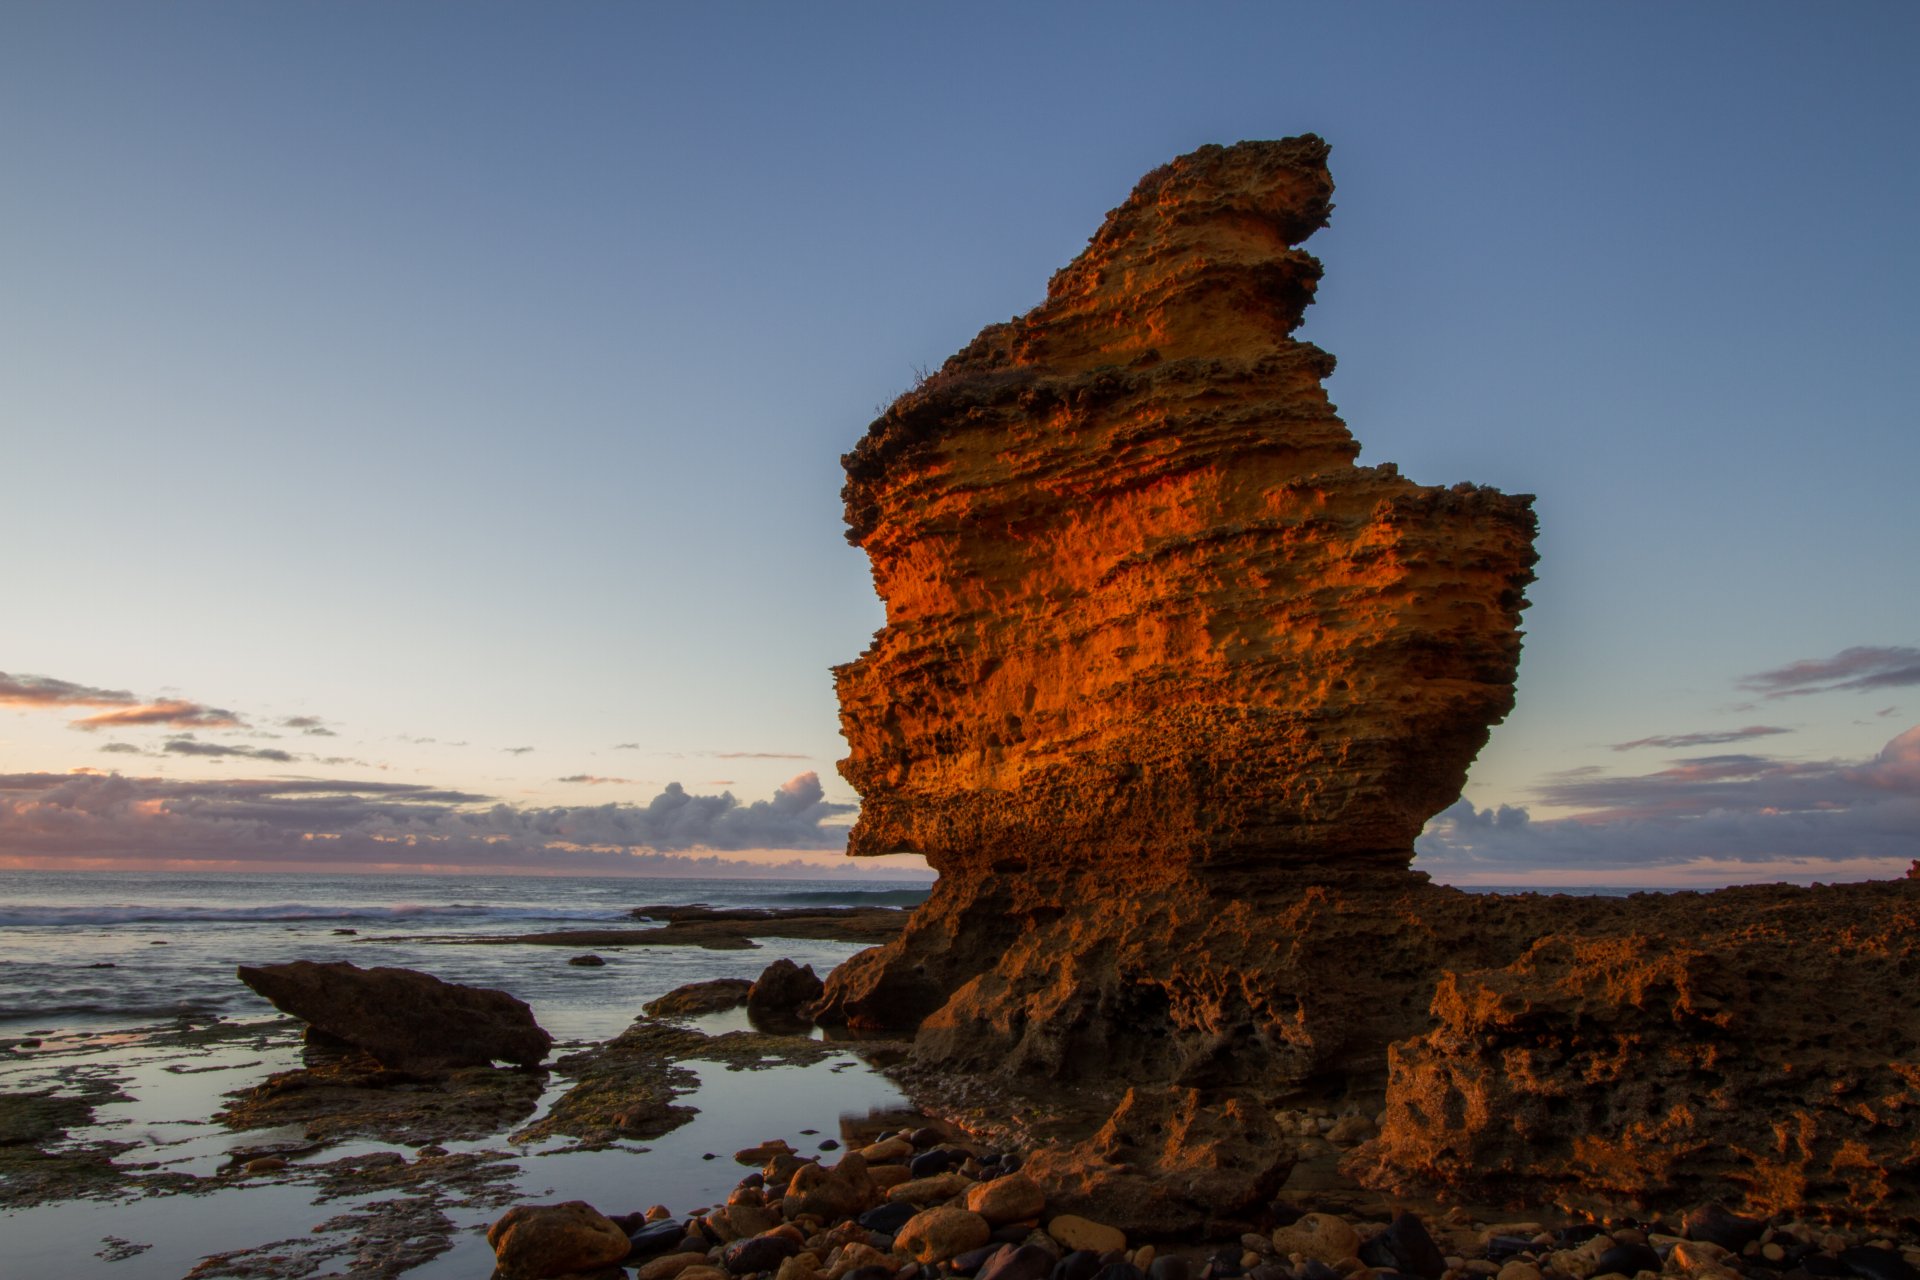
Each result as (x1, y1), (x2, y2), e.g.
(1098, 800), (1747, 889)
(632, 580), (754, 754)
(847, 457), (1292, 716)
(236, 959), (552, 1071)
(487, 1114), (1920, 1280)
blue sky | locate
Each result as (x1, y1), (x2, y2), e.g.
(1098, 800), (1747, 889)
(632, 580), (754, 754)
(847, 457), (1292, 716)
(2, 3), (1915, 882)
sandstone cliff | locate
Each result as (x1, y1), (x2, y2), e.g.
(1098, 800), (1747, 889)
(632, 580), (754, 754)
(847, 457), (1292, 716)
(822, 136), (1537, 1064)
(835, 136), (1537, 880)
(819, 137), (1920, 1230)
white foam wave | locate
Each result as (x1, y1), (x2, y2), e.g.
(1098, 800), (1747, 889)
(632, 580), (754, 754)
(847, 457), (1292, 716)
(0, 903), (633, 927)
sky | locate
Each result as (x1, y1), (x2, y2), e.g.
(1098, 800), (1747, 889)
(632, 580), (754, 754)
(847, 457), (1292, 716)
(2, 3), (1915, 884)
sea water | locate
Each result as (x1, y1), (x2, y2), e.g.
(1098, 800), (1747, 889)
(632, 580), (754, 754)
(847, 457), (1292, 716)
(0, 870), (931, 1278)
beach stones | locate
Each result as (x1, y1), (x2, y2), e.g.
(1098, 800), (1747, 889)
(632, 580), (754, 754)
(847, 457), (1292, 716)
(966, 1173), (1046, 1225)
(640, 1254), (715, 1280)
(787, 1152), (877, 1220)
(897, 1207), (992, 1263)
(978, 1244), (1059, 1280)
(1048, 1216), (1125, 1255)
(237, 959), (551, 1071)
(1272, 1213), (1361, 1265)
(489, 1201), (632, 1279)
(725, 1232), (802, 1274)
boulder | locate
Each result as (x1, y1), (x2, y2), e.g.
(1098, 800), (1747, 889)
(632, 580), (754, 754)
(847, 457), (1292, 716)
(238, 960), (550, 1071)
(965, 1173), (1046, 1226)
(488, 1201), (630, 1279)
(896, 1207), (992, 1263)
(748, 959), (825, 1025)
(785, 1151), (876, 1221)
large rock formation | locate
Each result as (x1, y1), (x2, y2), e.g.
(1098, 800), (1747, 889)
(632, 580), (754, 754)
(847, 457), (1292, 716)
(836, 135), (1536, 877)
(817, 136), (1920, 1230)
(819, 136), (1538, 1082)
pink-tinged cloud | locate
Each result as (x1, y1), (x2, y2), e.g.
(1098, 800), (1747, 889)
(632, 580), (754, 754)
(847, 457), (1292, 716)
(71, 699), (243, 731)
(0, 672), (138, 708)
(0, 769), (900, 878)
(1739, 645), (1920, 698)
(558, 775), (639, 785)
(1610, 725), (1791, 751)
(1416, 725), (1920, 884)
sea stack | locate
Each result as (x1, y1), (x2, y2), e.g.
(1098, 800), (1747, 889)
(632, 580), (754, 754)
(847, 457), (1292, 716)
(818, 137), (1538, 1082)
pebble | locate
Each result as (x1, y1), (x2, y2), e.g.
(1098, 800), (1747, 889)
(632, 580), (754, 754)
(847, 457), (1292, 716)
(725, 1234), (802, 1275)
(965, 1174), (1045, 1226)
(897, 1208), (992, 1264)
(640, 1254), (715, 1280)
(1049, 1216), (1126, 1256)
(1274, 1214), (1363, 1266)
(627, 1219), (690, 1259)
(979, 1245), (1061, 1280)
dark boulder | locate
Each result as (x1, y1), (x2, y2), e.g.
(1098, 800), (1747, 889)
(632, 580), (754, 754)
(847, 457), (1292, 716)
(747, 959), (825, 1025)
(237, 960), (550, 1071)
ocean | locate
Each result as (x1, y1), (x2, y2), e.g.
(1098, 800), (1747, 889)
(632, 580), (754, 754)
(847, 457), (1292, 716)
(0, 870), (933, 1279)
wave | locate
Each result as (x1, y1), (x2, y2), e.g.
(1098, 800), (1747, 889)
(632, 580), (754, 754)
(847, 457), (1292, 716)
(755, 888), (931, 908)
(0, 903), (636, 928)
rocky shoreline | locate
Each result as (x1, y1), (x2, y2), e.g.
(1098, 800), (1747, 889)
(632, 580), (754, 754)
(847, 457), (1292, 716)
(482, 1117), (1920, 1280)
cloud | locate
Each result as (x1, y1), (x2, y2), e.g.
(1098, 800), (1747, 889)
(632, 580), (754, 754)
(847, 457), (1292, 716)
(0, 770), (869, 873)
(71, 699), (243, 732)
(282, 716), (337, 737)
(1739, 646), (1920, 699)
(162, 736), (296, 763)
(1416, 725), (1920, 883)
(612, 743), (641, 751)
(98, 743), (146, 755)
(503, 746), (534, 755)
(0, 672), (137, 708)
(711, 751), (811, 760)
(3, 670), (249, 732)
(557, 775), (638, 785)
(1610, 725), (1792, 751)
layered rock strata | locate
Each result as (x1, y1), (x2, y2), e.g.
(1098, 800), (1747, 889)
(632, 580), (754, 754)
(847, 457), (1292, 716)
(820, 136), (1538, 1080)
(835, 135), (1537, 878)
(818, 136), (1920, 1227)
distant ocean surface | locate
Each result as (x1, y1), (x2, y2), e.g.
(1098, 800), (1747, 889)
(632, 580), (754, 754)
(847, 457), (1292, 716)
(0, 870), (931, 1039)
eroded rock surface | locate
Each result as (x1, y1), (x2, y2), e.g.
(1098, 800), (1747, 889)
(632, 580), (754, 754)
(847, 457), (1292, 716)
(818, 136), (1538, 1083)
(833, 134), (1536, 877)
(1351, 880), (1920, 1227)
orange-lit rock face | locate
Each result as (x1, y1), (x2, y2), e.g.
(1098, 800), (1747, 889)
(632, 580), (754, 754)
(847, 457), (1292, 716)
(837, 136), (1537, 874)
(1351, 880), (1920, 1228)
